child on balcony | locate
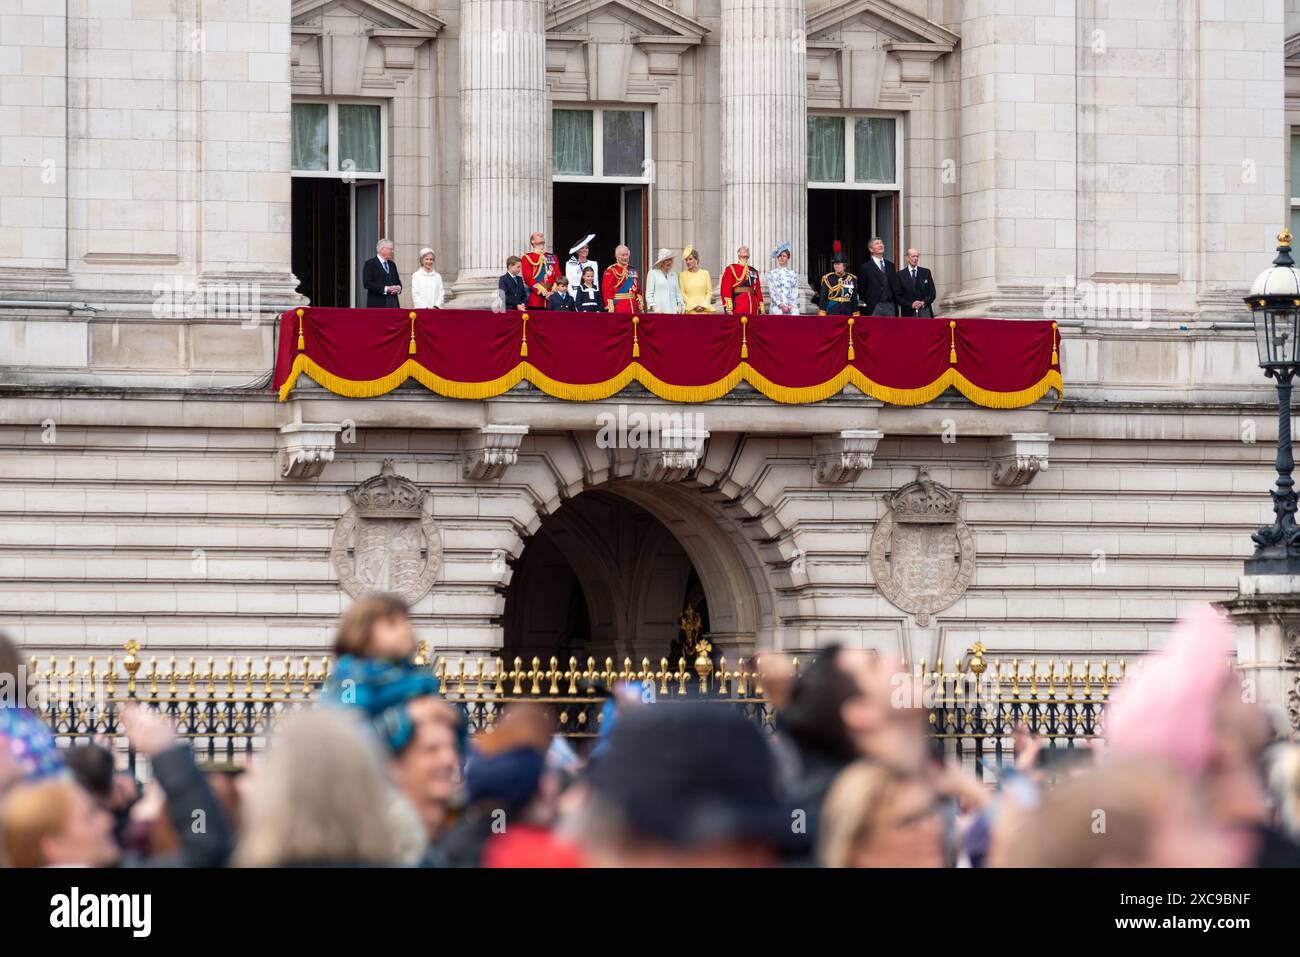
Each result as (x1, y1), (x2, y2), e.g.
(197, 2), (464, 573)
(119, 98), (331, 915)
(319, 593), (463, 754)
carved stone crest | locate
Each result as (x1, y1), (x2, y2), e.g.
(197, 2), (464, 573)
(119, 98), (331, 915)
(868, 467), (975, 625)
(1286, 627), (1300, 734)
(330, 460), (441, 604)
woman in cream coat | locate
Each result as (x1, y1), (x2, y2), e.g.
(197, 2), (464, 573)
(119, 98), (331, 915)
(410, 248), (444, 308)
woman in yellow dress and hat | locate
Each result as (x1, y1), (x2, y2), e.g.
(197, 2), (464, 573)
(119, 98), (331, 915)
(677, 245), (714, 313)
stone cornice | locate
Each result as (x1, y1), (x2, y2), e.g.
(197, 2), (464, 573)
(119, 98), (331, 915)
(546, 0), (709, 39)
(806, 0), (959, 49)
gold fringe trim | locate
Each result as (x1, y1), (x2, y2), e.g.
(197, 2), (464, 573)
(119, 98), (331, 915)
(277, 357), (1064, 408)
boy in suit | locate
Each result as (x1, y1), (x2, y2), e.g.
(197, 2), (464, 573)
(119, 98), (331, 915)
(546, 276), (577, 311)
(498, 256), (527, 311)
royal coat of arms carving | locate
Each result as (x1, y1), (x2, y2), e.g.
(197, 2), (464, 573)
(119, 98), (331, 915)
(868, 467), (975, 626)
(330, 460), (442, 604)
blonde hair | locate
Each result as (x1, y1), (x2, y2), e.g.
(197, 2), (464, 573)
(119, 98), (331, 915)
(1267, 743), (1300, 840)
(817, 761), (910, 867)
(236, 709), (401, 867)
(1, 778), (78, 868)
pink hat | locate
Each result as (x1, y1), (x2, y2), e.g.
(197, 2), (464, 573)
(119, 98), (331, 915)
(1105, 603), (1235, 778)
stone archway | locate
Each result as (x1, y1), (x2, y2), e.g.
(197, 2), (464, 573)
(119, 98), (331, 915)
(501, 480), (773, 666)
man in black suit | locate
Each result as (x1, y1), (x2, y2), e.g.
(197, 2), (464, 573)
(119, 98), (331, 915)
(857, 237), (901, 316)
(897, 247), (937, 318)
(362, 238), (402, 307)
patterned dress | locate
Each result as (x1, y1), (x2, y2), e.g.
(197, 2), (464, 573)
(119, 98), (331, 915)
(767, 265), (800, 315)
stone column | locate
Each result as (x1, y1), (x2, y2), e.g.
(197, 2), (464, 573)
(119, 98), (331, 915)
(718, 0), (808, 306)
(451, 0), (548, 306)
(1221, 576), (1300, 739)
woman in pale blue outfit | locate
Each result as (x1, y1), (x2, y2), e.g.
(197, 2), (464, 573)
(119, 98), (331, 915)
(645, 247), (685, 313)
(767, 241), (800, 315)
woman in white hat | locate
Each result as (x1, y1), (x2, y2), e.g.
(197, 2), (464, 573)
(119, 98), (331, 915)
(645, 247), (684, 313)
(410, 248), (444, 309)
(678, 245), (714, 313)
(767, 241), (799, 315)
(565, 234), (597, 290)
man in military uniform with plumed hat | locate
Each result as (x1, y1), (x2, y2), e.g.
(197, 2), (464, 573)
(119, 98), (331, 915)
(816, 241), (860, 316)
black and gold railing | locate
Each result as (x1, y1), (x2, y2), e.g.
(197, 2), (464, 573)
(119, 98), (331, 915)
(24, 639), (1130, 775)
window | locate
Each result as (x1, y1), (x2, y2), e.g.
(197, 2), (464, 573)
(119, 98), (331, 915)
(808, 114), (899, 189)
(552, 107), (650, 182)
(291, 100), (386, 177)
(1292, 132), (1300, 240)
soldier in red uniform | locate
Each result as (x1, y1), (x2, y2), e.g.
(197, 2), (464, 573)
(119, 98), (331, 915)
(521, 231), (561, 309)
(601, 244), (644, 313)
(720, 246), (764, 314)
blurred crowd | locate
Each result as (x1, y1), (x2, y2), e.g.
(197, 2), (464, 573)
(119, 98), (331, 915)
(1, 598), (1299, 869)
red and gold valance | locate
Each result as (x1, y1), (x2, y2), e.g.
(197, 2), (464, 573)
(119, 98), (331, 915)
(273, 308), (1062, 408)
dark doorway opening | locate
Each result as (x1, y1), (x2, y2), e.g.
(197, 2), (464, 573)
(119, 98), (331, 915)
(291, 177), (384, 307)
(806, 189), (900, 288)
(552, 182), (648, 281)
(292, 177), (349, 307)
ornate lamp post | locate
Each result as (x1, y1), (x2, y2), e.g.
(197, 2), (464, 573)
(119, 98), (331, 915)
(1244, 229), (1300, 574)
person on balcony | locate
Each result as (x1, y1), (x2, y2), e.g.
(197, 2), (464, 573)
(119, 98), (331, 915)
(897, 248), (936, 318)
(817, 243), (860, 316)
(767, 241), (800, 315)
(574, 265), (603, 312)
(602, 245), (644, 313)
(646, 248), (684, 313)
(410, 248), (444, 309)
(521, 231), (561, 309)
(857, 236), (900, 317)
(565, 234), (597, 290)
(498, 256), (527, 311)
(546, 276), (577, 311)
(678, 245), (714, 313)
(362, 238), (402, 308)
(720, 246), (763, 315)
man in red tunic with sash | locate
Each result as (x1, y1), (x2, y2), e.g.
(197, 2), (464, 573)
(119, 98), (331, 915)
(720, 245), (764, 314)
(521, 231), (561, 309)
(602, 244), (644, 313)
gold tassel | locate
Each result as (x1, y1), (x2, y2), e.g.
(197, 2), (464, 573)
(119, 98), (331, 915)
(632, 316), (640, 358)
(408, 311), (417, 355)
(740, 315), (749, 359)
(296, 307), (305, 351)
(948, 320), (957, 364)
(1051, 321), (1059, 366)
(847, 317), (855, 361)
(520, 313), (529, 358)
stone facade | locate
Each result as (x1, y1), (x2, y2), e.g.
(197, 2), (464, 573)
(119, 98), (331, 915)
(0, 1), (1298, 696)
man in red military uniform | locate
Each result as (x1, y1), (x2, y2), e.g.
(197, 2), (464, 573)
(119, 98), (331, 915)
(521, 231), (561, 309)
(601, 244), (644, 313)
(720, 246), (764, 314)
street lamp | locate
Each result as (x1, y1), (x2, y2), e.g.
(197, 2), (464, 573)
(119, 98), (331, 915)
(1244, 228), (1300, 574)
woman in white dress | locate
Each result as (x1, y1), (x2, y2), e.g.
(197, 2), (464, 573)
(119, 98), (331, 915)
(645, 248), (684, 313)
(410, 248), (444, 309)
(565, 234), (598, 290)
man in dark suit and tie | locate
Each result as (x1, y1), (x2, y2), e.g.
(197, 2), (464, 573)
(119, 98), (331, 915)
(897, 247), (937, 318)
(362, 238), (402, 307)
(857, 237), (901, 316)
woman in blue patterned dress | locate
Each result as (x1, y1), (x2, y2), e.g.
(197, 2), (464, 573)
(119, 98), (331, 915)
(767, 241), (800, 315)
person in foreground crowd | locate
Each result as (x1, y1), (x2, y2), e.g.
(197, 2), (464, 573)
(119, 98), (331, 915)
(498, 255), (528, 311)
(678, 245), (714, 312)
(0, 632), (62, 780)
(410, 247), (444, 309)
(574, 265), (603, 312)
(602, 244), (644, 313)
(816, 242), (859, 316)
(577, 705), (784, 867)
(897, 247), (936, 317)
(819, 761), (945, 868)
(362, 238), (402, 308)
(720, 245), (764, 314)
(646, 248), (684, 313)
(547, 276), (577, 311)
(858, 236), (900, 316)
(521, 231), (561, 309)
(1, 705), (232, 867)
(565, 234), (597, 290)
(767, 241), (800, 315)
